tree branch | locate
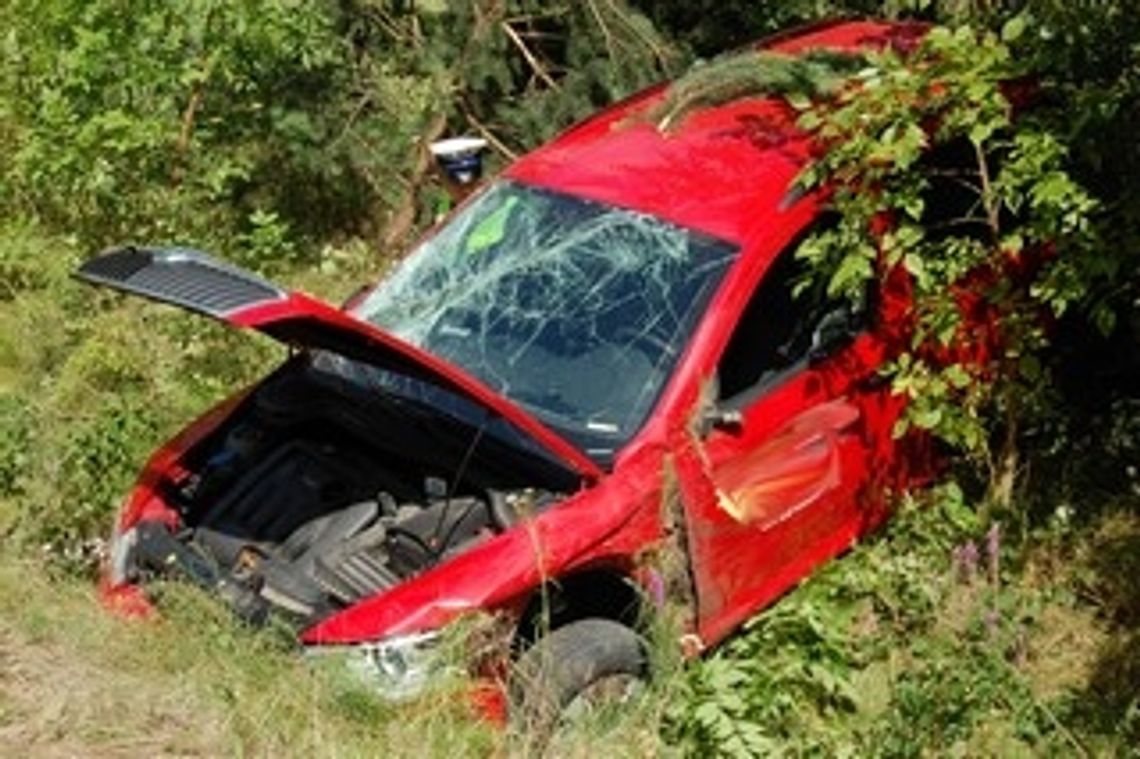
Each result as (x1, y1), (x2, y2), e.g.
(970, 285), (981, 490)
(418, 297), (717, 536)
(603, 0), (673, 70)
(462, 106), (519, 161)
(585, 0), (617, 63)
(171, 54), (216, 188)
(501, 20), (558, 90)
(974, 140), (1002, 241)
(380, 111), (448, 251)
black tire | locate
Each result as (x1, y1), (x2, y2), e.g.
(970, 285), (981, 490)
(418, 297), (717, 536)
(509, 618), (646, 747)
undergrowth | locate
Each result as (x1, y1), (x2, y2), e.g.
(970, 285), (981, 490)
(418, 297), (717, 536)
(0, 558), (498, 756)
(663, 485), (1140, 757)
(0, 222), (378, 570)
(2, 476), (1135, 755)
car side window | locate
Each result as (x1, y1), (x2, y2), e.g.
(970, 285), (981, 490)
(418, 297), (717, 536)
(716, 220), (858, 404)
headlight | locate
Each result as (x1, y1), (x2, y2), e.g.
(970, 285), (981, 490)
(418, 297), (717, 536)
(306, 630), (449, 702)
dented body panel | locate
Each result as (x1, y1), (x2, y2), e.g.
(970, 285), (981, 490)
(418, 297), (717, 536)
(89, 20), (933, 691)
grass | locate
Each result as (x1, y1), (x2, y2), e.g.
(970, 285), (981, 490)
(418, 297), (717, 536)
(0, 497), (1135, 756)
(0, 555), (499, 757)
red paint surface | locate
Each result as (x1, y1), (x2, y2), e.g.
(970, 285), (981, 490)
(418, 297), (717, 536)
(507, 20), (926, 242)
(101, 21), (936, 665)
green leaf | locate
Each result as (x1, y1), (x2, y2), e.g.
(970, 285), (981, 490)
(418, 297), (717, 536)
(941, 483), (979, 531)
(827, 249), (874, 299)
(1002, 15), (1027, 43)
(785, 92), (812, 111)
(969, 120), (998, 146)
(903, 252), (926, 279)
(1092, 304), (1117, 336)
(912, 406), (943, 430)
(944, 364), (972, 389)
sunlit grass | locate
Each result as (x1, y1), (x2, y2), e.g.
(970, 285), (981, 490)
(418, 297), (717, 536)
(0, 556), (499, 756)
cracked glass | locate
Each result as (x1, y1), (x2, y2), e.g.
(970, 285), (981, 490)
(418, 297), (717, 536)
(353, 180), (738, 460)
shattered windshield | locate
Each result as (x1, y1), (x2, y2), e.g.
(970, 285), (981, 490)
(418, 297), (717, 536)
(353, 180), (738, 459)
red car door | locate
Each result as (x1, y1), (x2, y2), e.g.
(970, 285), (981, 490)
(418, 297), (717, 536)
(672, 230), (895, 647)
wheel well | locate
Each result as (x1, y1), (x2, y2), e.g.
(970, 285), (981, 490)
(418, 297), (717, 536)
(513, 569), (643, 652)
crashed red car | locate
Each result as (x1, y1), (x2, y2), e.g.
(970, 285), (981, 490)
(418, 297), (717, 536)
(82, 20), (930, 718)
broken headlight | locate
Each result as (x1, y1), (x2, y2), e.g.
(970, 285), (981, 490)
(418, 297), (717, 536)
(306, 630), (450, 701)
(107, 523), (140, 585)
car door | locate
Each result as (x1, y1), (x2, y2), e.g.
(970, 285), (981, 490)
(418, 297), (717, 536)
(672, 226), (895, 646)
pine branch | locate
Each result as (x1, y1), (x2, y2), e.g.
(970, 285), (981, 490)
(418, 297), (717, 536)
(652, 50), (866, 131)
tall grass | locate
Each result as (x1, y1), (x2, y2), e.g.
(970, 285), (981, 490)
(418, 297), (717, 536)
(3, 493), (1135, 756)
(0, 556), (500, 756)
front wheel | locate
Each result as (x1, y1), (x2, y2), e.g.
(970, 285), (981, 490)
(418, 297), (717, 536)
(509, 618), (646, 745)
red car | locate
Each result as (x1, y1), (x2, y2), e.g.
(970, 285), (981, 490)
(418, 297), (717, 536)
(83, 20), (927, 720)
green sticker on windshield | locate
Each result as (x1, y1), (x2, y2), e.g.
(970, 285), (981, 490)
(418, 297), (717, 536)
(465, 196), (519, 253)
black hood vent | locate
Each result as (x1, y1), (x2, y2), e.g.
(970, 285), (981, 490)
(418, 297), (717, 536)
(77, 246), (286, 318)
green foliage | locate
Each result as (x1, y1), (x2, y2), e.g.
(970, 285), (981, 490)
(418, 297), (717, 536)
(367, 0), (681, 243)
(631, 0), (883, 58)
(664, 489), (1134, 755)
(437, 0), (679, 147)
(792, 27), (1102, 479)
(0, 0), (679, 255)
(0, 222), (309, 571)
(0, 395), (32, 503)
(668, 601), (860, 756)
(0, 0), (362, 248)
(236, 209), (300, 274)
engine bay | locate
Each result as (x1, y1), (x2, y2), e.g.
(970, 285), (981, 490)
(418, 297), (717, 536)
(127, 359), (569, 626)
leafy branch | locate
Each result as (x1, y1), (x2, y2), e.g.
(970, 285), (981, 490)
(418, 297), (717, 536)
(791, 25), (1101, 508)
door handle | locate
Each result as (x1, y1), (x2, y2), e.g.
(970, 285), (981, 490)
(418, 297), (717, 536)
(699, 406), (744, 438)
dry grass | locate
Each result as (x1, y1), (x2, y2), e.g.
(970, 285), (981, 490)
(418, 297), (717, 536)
(0, 554), (498, 757)
(0, 552), (676, 758)
(1022, 603), (1108, 703)
(0, 565), (227, 756)
(0, 627), (225, 757)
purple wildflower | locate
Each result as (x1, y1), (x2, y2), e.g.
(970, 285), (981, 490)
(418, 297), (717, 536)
(986, 523), (1001, 586)
(953, 540), (979, 584)
(645, 568), (666, 607)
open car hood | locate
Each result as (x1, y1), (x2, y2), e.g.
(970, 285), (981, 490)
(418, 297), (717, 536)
(76, 246), (603, 482)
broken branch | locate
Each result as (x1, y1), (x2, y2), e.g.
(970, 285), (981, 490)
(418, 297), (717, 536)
(500, 20), (559, 90)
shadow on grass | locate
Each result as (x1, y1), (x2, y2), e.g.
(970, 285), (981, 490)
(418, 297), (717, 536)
(1071, 509), (1140, 745)
(1020, 314), (1140, 746)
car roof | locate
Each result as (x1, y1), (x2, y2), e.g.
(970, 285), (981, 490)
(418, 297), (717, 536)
(505, 20), (926, 244)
